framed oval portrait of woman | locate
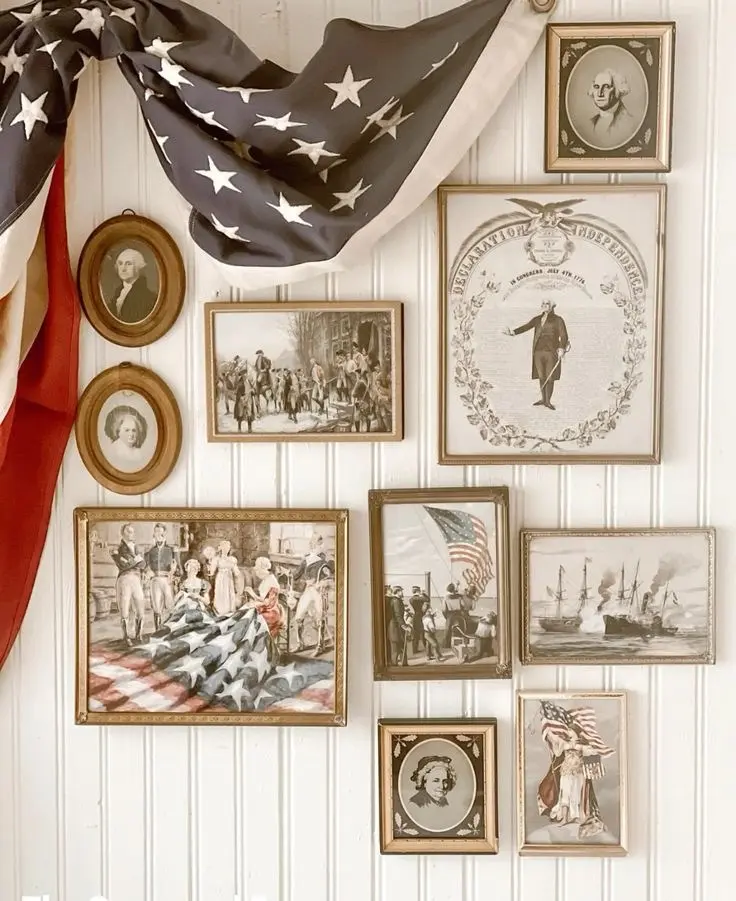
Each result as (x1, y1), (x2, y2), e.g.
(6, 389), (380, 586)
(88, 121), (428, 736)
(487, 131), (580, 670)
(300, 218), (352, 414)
(77, 212), (185, 347)
(75, 363), (182, 495)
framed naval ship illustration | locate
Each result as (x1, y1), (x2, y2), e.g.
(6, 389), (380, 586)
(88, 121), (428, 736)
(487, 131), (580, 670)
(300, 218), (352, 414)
(438, 184), (666, 464)
(520, 528), (715, 666)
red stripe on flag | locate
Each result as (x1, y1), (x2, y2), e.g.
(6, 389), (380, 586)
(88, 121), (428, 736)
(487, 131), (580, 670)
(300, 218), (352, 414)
(0, 158), (80, 672)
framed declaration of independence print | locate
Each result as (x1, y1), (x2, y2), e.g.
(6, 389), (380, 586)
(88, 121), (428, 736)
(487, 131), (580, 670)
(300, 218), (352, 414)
(545, 22), (675, 173)
(438, 184), (666, 465)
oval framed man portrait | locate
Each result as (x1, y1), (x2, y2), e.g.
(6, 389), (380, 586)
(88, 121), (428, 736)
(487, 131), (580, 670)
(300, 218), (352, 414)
(75, 363), (182, 495)
(77, 212), (185, 347)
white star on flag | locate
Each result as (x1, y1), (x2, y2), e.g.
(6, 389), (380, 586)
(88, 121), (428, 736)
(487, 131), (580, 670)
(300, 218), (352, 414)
(184, 100), (226, 132)
(10, 91), (48, 140)
(110, 6), (137, 25)
(253, 687), (274, 709)
(145, 38), (182, 61)
(73, 7), (105, 39)
(370, 104), (413, 142)
(209, 632), (238, 663)
(266, 192), (312, 227)
(159, 58), (192, 89)
(318, 158), (345, 183)
(137, 72), (158, 102)
(254, 112), (306, 132)
(248, 644), (270, 681)
(1, 46), (28, 84)
(421, 41), (460, 79)
(138, 636), (172, 657)
(179, 631), (207, 652)
(221, 650), (246, 679)
(325, 65), (372, 109)
(39, 40), (62, 67)
(218, 85), (271, 104)
(288, 138), (339, 166)
(331, 178), (371, 212)
(12, 1), (44, 24)
(150, 126), (172, 164)
(211, 214), (250, 243)
(217, 679), (249, 711)
(361, 96), (399, 134)
(172, 655), (207, 687)
(273, 662), (301, 688)
(195, 155), (241, 194)
(73, 54), (91, 82)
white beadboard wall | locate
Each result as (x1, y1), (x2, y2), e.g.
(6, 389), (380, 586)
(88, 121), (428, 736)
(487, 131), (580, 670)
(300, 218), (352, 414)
(0, 0), (733, 900)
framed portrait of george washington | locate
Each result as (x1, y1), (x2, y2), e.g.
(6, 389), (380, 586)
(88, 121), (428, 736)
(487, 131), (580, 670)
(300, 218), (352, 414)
(438, 184), (666, 465)
(545, 22), (676, 173)
(77, 212), (185, 347)
(74, 506), (348, 726)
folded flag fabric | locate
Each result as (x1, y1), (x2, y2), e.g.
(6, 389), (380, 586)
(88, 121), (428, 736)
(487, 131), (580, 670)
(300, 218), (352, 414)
(0, 0), (549, 673)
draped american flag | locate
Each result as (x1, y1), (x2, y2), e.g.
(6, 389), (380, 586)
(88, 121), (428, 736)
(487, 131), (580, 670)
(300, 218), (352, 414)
(0, 0), (550, 671)
(539, 700), (615, 780)
(423, 504), (494, 594)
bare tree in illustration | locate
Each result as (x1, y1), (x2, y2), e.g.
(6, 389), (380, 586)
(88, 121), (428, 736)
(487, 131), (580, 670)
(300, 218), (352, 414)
(287, 311), (319, 371)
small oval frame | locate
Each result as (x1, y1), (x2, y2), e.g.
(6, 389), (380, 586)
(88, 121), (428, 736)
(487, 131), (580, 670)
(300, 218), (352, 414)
(77, 212), (185, 347)
(75, 363), (182, 495)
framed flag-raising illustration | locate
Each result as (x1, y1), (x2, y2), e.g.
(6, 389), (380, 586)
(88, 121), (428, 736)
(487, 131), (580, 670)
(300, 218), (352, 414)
(520, 528), (716, 666)
(74, 506), (348, 726)
(368, 487), (511, 680)
(517, 691), (628, 857)
(438, 184), (666, 464)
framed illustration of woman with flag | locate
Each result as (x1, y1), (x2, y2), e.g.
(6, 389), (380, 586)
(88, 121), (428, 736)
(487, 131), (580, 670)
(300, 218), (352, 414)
(368, 486), (511, 681)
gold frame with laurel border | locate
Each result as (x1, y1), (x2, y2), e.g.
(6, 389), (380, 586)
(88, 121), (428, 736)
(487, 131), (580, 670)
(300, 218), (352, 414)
(520, 527), (716, 666)
(516, 690), (628, 857)
(378, 718), (499, 855)
(74, 506), (348, 726)
(437, 183), (666, 465)
(369, 486), (511, 681)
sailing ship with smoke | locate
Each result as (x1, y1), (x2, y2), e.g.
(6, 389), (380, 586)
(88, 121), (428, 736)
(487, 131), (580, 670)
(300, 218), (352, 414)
(526, 531), (714, 663)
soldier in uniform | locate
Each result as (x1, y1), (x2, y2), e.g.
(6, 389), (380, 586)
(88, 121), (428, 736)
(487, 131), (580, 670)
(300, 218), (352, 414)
(310, 357), (327, 415)
(386, 586), (410, 666)
(409, 585), (429, 655)
(504, 298), (570, 410)
(111, 523), (147, 646)
(234, 368), (258, 433)
(144, 523), (180, 631)
(292, 534), (335, 655)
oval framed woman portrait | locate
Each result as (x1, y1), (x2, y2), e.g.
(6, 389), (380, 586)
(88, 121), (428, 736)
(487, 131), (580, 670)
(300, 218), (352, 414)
(77, 212), (185, 347)
(75, 363), (182, 495)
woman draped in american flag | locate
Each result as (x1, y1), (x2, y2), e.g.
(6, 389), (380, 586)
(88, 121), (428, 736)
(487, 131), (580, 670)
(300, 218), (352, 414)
(535, 700), (616, 840)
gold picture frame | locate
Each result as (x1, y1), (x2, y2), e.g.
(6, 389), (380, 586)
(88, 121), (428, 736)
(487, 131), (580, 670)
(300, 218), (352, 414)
(520, 527), (716, 666)
(378, 719), (499, 855)
(204, 300), (404, 442)
(369, 486), (511, 681)
(75, 363), (182, 495)
(438, 183), (666, 465)
(545, 22), (676, 173)
(74, 506), (348, 726)
(517, 690), (628, 857)
(77, 212), (185, 347)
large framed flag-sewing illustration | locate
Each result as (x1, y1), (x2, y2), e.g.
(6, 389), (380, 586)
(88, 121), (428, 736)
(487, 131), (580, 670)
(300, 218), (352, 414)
(517, 690), (628, 857)
(438, 184), (666, 464)
(75, 507), (348, 726)
(369, 487), (511, 681)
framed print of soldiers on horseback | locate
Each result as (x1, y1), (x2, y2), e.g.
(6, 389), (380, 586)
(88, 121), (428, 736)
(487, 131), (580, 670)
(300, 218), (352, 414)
(205, 301), (404, 442)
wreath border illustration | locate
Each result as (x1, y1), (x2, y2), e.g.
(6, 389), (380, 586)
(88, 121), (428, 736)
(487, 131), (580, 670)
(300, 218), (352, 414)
(451, 239), (648, 452)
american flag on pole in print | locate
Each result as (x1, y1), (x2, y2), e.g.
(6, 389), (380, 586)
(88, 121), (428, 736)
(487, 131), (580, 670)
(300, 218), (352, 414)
(423, 505), (494, 595)
(0, 0), (551, 671)
(539, 700), (616, 780)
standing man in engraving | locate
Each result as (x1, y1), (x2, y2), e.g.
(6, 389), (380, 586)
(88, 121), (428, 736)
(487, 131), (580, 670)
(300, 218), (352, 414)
(503, 299), (570, 410)
(111, 523), (147, 646)
(144, 522), (180, 631)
